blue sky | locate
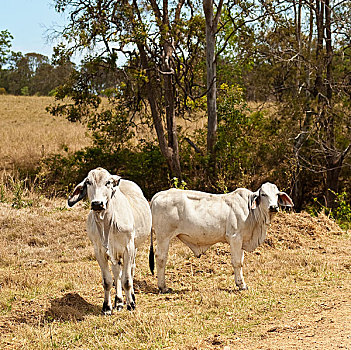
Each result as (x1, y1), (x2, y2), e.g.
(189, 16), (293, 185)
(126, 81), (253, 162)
(0, 0), (67, 59)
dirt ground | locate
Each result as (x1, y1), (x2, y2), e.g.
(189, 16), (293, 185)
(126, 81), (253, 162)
(241, 213), (351, 350)
(241, 287), (351, 349)
(0, 202), (350, 349)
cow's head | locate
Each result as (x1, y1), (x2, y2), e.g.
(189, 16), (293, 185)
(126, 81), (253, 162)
(68, 167), (121, 211)
(251, 182), (294, 213)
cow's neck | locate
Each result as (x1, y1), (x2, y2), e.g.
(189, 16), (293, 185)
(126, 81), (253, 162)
(94, 210), (109, 251)
(243, 207), (271, 252)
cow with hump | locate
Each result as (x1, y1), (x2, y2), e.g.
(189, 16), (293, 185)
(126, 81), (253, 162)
(68, 167), (152, 314)
(150, 182), (293, 293)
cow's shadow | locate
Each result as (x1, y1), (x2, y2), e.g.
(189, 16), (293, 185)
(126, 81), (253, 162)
(133, 279), (190, 295)
(133, 279), (159, 294)
(217, 287), (242, 294)
(44, 292), (101, 322)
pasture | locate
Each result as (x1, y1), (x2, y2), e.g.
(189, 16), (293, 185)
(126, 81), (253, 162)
(0, 95), (350, 349)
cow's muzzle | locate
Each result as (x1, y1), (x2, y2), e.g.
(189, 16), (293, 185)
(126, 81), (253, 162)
(91, 201), (105, 211)
(269, 205), (279, 213)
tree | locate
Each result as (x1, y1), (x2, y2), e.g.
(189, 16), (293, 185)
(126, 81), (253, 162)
(244, 0), (351, 209)
(0, 50), (75, 95)
(0, 29), (13, 68)
(51, 0), (207, 179)
(203, 0), (224, 160)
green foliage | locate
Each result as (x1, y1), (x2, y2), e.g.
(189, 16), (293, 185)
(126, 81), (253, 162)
(171, 177), (188, 190)
(20, 86), (29, 96)
(0, 52), (74, 96)
(308, 191), (351, 229)
(0, 184), (5, 203)
(0, 29), (13, 67)
(8, 180), (32, 209)
(48, 88), (58, 97)
(332, 191), (351, 228)
(88, 109), (135, 152)
(38, 140), (168, 199)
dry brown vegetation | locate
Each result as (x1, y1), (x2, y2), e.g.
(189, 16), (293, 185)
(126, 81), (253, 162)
(0, 95), (90, 175)
(0, 95), (350, 349)
(0, 202), (350, 349)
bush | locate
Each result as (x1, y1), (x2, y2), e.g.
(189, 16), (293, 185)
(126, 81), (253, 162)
(180, 85), (292, 194)
(21, 86), (29, 96)
(37, 140), (168, 200)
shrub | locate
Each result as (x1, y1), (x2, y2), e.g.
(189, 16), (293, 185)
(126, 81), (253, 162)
(21, 86), (29, 96)
(37, 140), (168, 200)
(181, 84), (292, 193)
(308, 190), (351, 229)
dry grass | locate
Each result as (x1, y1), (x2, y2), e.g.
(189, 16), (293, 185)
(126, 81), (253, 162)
(0, 95), (90, 174)
(0, 96), (350, 349)
(0, 200), (350, 349)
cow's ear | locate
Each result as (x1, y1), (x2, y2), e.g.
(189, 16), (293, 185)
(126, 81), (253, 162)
(110, 176), (121, 199)
(68, 179), (87, 207)
(111, 175), (121, 187)
(250, 193), (260, 210)
(278, 192), (294, 207)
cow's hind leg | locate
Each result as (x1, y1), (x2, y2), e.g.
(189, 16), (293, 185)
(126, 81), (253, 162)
(122, 241), (136, 311)
(131, 249), (137, 306)
(228, 236), (248, 290)
(155, 237), (171, 293)
(111, 259), (124, 311)
(94, 246), (114, 314)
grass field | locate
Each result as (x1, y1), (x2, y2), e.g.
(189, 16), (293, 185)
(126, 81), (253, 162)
(0, 95), (350, 349)
(0, 95), (90, 175)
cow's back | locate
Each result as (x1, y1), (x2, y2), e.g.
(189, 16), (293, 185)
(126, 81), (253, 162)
(151, 188), (232, 244)
(119, 180), (152, 247)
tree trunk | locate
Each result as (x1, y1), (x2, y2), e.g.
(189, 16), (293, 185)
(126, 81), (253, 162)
(204, 6), (217, 155)
(203, 0), (223, 172)
(132, 0), (183, 179)
(325, 145), (350, 208)
(313, 0), (324, 99)
(163, 41), (182, 179)
(292, 111), (313, 211)
(325, 157), (342, 208)
(323, 0), (337, 208)
(138, 42), (181, 178)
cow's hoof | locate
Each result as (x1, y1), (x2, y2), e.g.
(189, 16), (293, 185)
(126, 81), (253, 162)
(238, 284), (248, 291)
(114, 296), (124, 311)
(158, 287), (172, 294)
(127, 302), (136, 311)
(102, 301), (113, 315)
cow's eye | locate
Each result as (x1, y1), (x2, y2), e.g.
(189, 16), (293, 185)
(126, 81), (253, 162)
(86, 179), (91, 185)
(261, 193), (267, 197)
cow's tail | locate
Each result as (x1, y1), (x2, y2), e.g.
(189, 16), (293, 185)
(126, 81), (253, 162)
(149, 228), (155, 275)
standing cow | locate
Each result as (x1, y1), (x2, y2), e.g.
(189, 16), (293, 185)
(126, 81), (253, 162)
(150, 182), (293, 292)
(68, 167), (152, 313)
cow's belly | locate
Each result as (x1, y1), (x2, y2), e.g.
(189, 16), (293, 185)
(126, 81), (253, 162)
(175, 220), (227, 245)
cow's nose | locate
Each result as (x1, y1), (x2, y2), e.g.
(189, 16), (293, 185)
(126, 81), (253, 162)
(269, 205), (279, 213)
(91, 201), (104, 211)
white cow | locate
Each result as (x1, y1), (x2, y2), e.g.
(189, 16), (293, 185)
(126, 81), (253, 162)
(68, 167), (152, 313)
(150, 182), (293, 292)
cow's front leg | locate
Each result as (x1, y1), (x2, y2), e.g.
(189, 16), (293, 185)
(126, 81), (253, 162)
(111, 259), (123, 311)
(155, 238), (170, 293)
(228, 236), (247, 290)
(122, 241), (136, 311)
(94, 246), (114, 314)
